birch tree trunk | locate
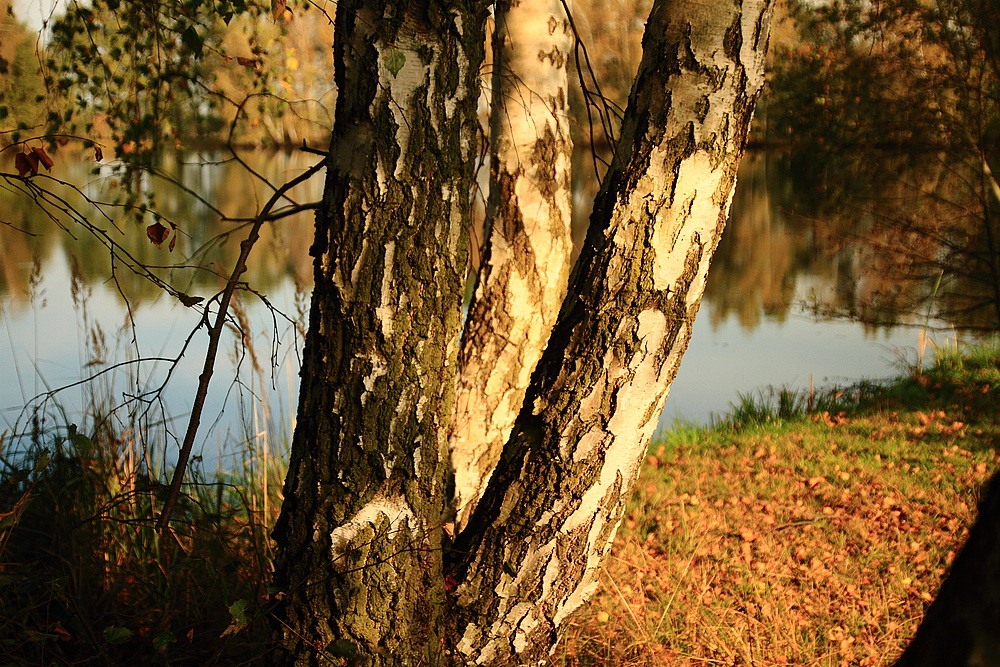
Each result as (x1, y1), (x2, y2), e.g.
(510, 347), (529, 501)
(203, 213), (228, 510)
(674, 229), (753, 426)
(451, 0), (574, 526)
(447, 0), (773, 662)
(269, 0), (486, 663)
(273, 0), (772, 663)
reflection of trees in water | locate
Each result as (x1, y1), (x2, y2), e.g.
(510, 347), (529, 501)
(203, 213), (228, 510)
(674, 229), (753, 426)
(705, 152), (799, 330)
(0, 149), (317, 308)
(702, 151), (871, 331)
(757, 0), (1000, 333)
(715, 149), (1000, 333)
(0, 197), (57, 303)
(843, 152), (1000, 331)
(10, 145), (991, 337)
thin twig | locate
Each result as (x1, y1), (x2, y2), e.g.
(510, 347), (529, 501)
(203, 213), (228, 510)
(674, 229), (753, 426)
(156, 157), (325, 531)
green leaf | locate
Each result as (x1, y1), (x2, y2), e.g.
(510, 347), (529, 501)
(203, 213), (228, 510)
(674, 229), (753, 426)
(220, 599), (250, 637)
(152, 631), (176, 650)
(103, 625), (133, 645)
(181, 26), (203, 58)
(383, 49), (405, 78)
(67, 424), (92, 448)
(0, 494), (30, 530)
(69, 429), (95, 454)
(228, 599), (249, 624)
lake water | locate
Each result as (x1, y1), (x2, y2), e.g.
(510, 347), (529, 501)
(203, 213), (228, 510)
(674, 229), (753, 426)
(0, 149), (977, 463)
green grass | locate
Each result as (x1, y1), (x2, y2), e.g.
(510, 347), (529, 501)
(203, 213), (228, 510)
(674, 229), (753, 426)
(0, 412), (285, 665)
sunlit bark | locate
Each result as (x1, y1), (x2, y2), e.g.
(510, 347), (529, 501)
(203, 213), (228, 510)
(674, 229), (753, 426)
(273, 0), (772, 663)
(448, 0), (773, 662)
(451, 0), (574, 526)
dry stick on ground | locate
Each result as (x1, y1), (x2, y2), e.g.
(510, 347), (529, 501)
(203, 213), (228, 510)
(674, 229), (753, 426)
(155, 158), (325, 532)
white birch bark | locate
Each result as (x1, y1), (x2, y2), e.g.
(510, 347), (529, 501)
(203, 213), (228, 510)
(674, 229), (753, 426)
(451, 0), (575, 526)
(448, 0), (774, 663)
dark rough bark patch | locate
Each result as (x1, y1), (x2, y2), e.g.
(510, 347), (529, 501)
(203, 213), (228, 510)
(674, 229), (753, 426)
(893, 471), (1000, 667)
(531, 124), (560, 202)
(269, 0), (487, 662)
(538, 45), (567, 68)
(723, 12), (743, 61)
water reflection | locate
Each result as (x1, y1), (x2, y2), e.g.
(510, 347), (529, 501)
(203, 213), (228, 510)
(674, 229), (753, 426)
(1, 149), (319, 309)
(704, 149), (1000, 334)
(0, 148), (988, 450)
(0, 149), (320, 463)
(783, 149), (1000, 331)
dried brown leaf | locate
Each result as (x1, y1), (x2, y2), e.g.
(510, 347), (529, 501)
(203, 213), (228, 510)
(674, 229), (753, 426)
(146, 222), (170, 248)
(31, 146), (54, 171)
(14, 152), (33, 177)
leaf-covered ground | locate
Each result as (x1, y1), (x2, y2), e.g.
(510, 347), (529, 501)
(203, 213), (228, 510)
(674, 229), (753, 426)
(562, 346), (1000, 666)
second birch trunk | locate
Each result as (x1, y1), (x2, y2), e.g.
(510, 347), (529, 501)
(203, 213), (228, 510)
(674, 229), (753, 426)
(450, 0), (575, 525)
(448, 0), (773, 663)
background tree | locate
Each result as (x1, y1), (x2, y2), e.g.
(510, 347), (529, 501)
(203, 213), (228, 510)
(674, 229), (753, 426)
(763, 0), (1000, 329)
(271, 0), (773, 664)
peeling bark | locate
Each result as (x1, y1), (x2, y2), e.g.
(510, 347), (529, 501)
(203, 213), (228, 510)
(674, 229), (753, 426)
(451, 0), (575, 526)
(273, 0), (773, 663)
(448, 0), (773, 663)
(269, 0), (487, 663)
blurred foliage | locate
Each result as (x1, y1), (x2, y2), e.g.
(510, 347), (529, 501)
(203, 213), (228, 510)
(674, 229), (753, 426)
(39, 0), (321, 164)
(1, 1), (329, 311)
(0, 1), (46, 133)
(1, 0), (335, 155)
(764, 0), (1000, 154)
(759, 0), (1000, 331)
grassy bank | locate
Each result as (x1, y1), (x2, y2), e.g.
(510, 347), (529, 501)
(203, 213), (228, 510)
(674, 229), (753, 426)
(2, 344), (999, 665)
(561, 343), (1000, 666)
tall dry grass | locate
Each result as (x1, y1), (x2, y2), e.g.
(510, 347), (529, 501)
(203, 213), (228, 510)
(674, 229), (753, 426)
(1, 270), (293, 665)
